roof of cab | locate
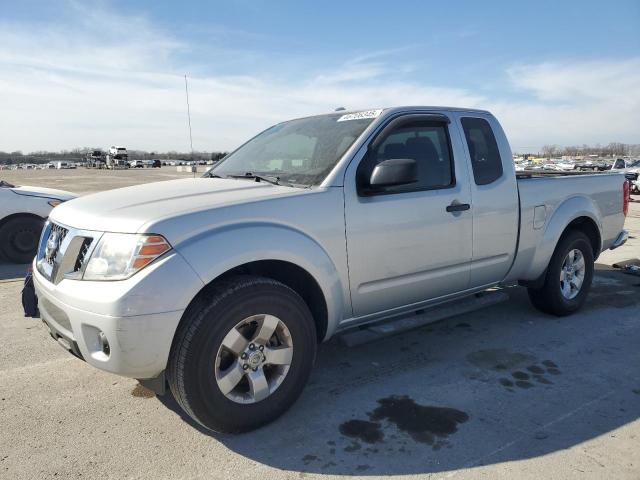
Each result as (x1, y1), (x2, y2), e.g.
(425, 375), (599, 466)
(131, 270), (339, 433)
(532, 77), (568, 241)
(284, 106), (492, 124)
(382, 105), (491, 115)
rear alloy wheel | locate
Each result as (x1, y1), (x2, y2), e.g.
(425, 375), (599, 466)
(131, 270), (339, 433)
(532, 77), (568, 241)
(528, 230), (594, 316)
(168, 275), (317, 433)
(559, 249), (585, 300)
(0, 216), (44, 264)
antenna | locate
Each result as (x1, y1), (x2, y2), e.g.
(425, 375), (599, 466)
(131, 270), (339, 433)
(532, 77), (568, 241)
(184, 74), (195, 177)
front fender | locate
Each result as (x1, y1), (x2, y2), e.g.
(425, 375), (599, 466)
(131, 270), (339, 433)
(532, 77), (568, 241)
(175, 222), (345, 340)
(525, 195), (602, 281)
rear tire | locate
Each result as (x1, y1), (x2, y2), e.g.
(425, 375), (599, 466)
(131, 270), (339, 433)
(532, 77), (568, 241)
(167, 275), (317, 433)
(527, 230), (594, 316)
(0, 216), (44, 264)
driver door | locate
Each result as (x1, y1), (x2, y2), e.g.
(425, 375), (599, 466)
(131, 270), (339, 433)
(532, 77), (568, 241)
(344, 115), (473, 318)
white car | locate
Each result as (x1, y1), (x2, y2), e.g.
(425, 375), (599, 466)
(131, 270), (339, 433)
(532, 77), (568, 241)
(0, 181), (76, 263)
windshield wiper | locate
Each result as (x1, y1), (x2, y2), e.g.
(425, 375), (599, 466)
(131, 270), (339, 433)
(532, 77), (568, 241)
(226, 172), (280, 185)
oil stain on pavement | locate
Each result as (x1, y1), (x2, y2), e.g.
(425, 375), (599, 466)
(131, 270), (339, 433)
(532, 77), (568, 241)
(369, 395), (469, 445)
(465, 348), (559, 390)
(498, 362), (560, 390)
(339, 419), (384, 443)
(466, 348), (536, 371)
(338, 395), (469, 451)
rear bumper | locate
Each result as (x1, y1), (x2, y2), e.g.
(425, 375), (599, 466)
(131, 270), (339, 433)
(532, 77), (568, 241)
(610, 230), (629, 250)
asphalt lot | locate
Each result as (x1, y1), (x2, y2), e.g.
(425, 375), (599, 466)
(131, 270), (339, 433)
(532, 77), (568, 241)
(1, 166), (197, 195)
(1, 169), (639, 479)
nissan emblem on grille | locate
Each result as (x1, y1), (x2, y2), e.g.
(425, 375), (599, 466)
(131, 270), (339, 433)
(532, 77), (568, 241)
(45, 230), (60, 263)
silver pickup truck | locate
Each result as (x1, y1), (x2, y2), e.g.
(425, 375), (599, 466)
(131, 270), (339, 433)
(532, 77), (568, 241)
(33, 107), (629, 433)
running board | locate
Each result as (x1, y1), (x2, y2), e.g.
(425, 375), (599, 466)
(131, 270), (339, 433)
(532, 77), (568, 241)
(339, 290), (509, 347)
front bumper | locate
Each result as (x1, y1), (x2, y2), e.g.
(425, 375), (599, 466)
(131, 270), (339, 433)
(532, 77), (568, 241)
(33, 252), (203, 379)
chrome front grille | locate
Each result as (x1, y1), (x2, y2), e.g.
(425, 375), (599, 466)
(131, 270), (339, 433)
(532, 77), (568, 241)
(74, 237), (92, 272)
(37, 222), (100, 284)
(45, 224), (68, 265)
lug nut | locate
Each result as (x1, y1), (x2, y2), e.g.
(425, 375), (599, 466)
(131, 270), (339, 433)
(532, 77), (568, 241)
(241, 353), (247, 359)
(259, 345), (264, 351)
(249, 343), (255, 350)
(243, 364), (249, 370)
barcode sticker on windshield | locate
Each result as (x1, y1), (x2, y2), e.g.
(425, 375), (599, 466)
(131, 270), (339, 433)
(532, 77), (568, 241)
(337, 109), (383, 122)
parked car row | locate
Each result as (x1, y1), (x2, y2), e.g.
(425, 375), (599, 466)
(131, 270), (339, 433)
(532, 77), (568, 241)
(515, 158), (640, 180)
(129, 159), (161, 168)
(0, 159), (215, 171)
(163, 160), (218, 166)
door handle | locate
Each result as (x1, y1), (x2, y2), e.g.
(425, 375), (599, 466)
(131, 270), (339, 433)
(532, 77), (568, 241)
(446, 203), (470, 213)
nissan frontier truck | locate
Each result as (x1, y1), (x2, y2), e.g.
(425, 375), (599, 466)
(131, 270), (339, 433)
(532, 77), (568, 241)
(33, 107), (629, 432)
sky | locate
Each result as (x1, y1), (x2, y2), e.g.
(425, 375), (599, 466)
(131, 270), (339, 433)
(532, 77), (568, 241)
(0, 0), (639, 153)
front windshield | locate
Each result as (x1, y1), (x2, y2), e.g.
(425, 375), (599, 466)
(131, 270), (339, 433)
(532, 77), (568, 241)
(208, 112), (378, 186)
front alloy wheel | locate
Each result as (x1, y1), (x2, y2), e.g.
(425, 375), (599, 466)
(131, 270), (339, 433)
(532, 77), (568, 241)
(216, 314), (293, 404)
(167, 275), (317, 433)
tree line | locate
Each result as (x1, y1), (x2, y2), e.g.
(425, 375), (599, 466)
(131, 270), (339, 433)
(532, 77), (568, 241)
(0, 148), (229, 165)
(2, 142), (639, 165)
(529, 142), (640, 159)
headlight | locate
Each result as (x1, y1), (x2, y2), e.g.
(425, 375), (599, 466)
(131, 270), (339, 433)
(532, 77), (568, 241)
(48, 199), (62, 208)
(83, 233), (171, 281)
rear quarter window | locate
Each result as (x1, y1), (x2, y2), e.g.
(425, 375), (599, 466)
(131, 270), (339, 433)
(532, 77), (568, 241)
(461, 117), (503, 185)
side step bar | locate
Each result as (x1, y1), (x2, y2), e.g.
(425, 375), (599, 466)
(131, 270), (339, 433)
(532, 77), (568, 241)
(340, 290), (509, 347)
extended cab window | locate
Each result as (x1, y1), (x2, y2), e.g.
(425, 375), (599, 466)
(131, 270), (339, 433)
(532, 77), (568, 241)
(461, 117), (503, 185)
(358, 121), (454, 194)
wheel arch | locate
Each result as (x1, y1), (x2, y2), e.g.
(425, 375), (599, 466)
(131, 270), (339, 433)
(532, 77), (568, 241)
(173, 221), (346, 343)
(561, 216), (601, 258)
(185, 260), (329, 343)
(521, 195), (602, 284)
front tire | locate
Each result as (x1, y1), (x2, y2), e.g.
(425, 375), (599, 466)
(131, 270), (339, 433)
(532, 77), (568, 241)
(167, 275), (317, 433)
(0, 216), (44, 264)
(527, 230), (594, 316)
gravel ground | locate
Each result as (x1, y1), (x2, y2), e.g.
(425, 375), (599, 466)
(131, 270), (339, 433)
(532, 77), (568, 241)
(0, 169), (638, 479)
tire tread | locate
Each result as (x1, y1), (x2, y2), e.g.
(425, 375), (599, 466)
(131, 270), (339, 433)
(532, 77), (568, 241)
(167, 275), (310, 432)
(527, 230), (594, 317)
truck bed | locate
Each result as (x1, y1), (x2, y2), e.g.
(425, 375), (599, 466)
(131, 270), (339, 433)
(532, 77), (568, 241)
(505, 171), (626, 284)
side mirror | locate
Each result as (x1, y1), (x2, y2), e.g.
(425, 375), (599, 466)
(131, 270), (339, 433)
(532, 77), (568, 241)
(369, 158), (417, 189)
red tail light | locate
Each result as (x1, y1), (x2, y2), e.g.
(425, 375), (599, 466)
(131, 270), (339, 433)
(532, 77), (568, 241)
(623, 180), (629, 217)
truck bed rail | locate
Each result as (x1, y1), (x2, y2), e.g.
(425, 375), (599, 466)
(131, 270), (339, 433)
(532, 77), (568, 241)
(516, 169), (616, 179)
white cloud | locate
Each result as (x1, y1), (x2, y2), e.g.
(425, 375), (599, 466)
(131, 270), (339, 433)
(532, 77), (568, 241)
(496, 59), (640, 150)
(507, 59), (640, 103)
(0, 4), (638, 153)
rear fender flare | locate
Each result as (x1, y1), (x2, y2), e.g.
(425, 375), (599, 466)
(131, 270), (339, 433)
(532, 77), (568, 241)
(526, 196), (602, 281)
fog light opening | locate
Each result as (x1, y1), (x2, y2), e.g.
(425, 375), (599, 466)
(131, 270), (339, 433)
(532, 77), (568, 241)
(99, 331), (110, 356)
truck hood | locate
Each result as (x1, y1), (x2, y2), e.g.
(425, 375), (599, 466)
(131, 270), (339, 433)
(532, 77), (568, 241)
(49, 177), (305, 233)
(11, 185), (77, 201)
